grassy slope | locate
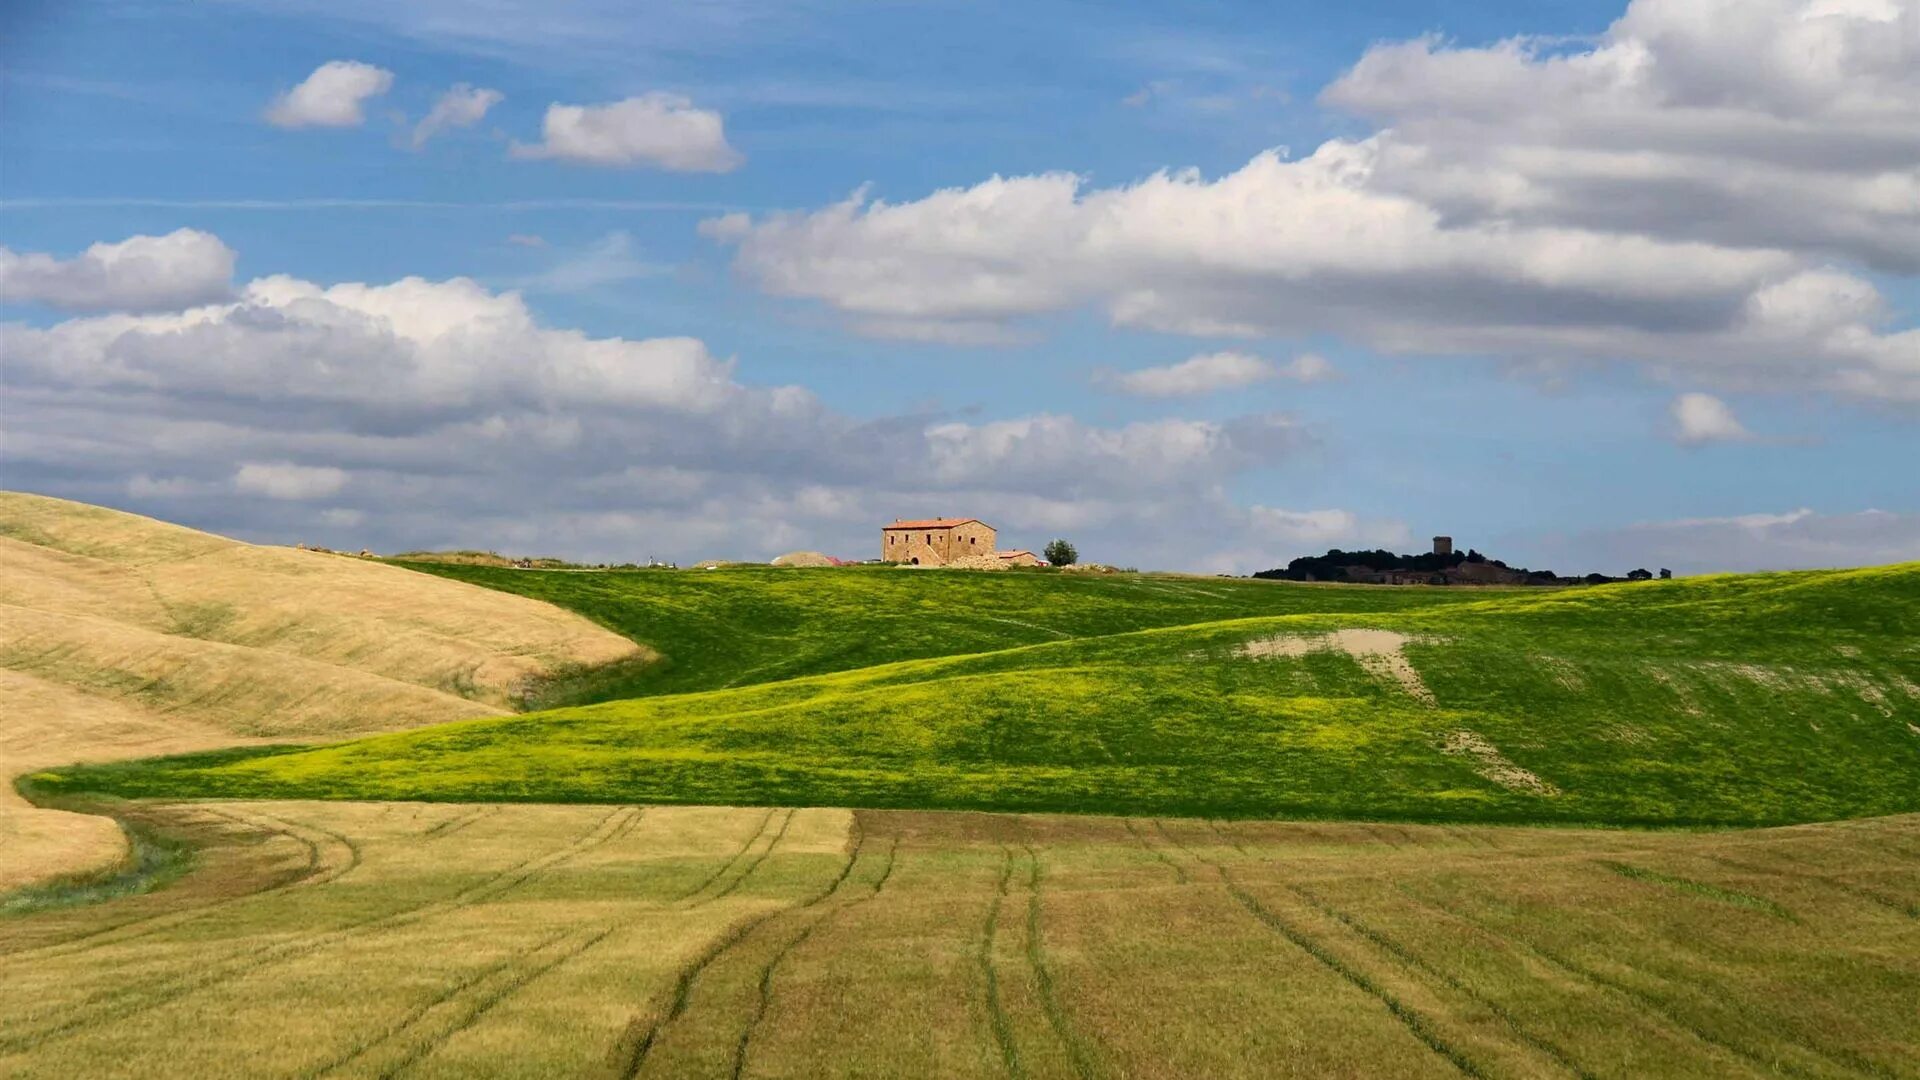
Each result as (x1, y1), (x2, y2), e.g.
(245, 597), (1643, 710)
(42, 563), (1920, 827)
(393, 561), (1489, 705)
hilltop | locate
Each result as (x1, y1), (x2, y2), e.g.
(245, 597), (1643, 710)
(0, 491), (642, 889)
(43, 553), (1920, 828)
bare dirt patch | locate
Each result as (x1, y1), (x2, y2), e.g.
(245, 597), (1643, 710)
(1538, 656), (1587, 692)
(1235, 629), (1437, 705)
(1440, 730), (1559, 796)
(1647, 667), (1705, 718)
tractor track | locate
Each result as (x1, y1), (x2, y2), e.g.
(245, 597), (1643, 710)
(313, 924), (617, 1079)
(704, 810), (798, 904)
(0, 806), (643, 1060)
(1701, 853), (1919, 919)
(978, 845), (1024, 1078)
(1287, 880), (1598, 1080)
(671, 808), (779, 903)
(612, 812), (847, 1080)
(1392, 882), (1896, 1080)
(0, 804), (357, 962)
(1020, 842), (1101, 1080)
(731, 831), (898, 1080)
(1140, 820), (1486, 1079)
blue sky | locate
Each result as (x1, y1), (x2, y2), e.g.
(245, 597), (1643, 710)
(3, 0), (1916, 572)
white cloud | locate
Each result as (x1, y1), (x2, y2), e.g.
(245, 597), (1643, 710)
(265, 60), (394, 129)
(410, 83), (503, 148)
(1537, 508), (1920, 574)
(1670, 392), (1752, 444)
(1283, 353), (1338, 382)
(1322, 0), (1920, 273)
(234, 462), (349, 500)
(0, 229), (235, 312)
(2, 232), (1330, 569)
(707, 0), (1920, 404)
(511, 94), (742, 171)
(1104, 351), (1276, 397)
(506, 233), (547, 247)
(923, 412), (1305, 489)
(1108, 350), (1340, 396)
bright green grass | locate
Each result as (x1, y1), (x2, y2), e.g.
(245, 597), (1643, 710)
(37, 563), (1920, 827)
(394, 562), (1491, 705)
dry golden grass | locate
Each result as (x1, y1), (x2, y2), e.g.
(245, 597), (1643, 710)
(2, 801), (1914, 1078)
(0, 491), (644, 888)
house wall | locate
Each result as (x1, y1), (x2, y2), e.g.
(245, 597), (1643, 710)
(1000, 550), (1043, 567)
(880, 521), (997, 565)
(950, 521), (996, 559)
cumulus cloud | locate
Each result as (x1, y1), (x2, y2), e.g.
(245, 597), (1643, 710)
(265, 60), (394, 129)
(0, 229), (235, 312)
(511, 94), (742, 171)
(235, 462), (348, 500)
(1669, 392), (1752, 445)
(2, 232), (1341, 569)
(1534, 508), (1920, 575)
(410, 83), (503, 148)
(1322, 0), (1920, 273)
(1102, 350), (1338, 396)
(707, 0), (1919, 404)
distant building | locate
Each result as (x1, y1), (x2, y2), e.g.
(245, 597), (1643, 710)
(998, 549), (1044, 568)
(1432, 535), (1453, 556)
(881, 518), (996, 566)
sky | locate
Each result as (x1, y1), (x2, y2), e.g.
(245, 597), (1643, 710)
(2, 0), (1916, 574)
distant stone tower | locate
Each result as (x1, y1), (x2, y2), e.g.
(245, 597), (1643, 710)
(1432, 535), (1453, 556)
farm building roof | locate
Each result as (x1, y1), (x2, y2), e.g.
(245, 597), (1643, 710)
(883, 518), (987, 530)
(997, 550), (1035, 558)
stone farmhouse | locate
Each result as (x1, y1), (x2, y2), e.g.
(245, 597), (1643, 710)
(881, 518), (996, 566)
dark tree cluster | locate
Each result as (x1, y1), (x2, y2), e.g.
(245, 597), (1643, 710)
(1254, 547), (1465, 582)
(1252, 547), (1631, 587)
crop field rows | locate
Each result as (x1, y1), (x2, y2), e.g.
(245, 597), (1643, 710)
(4, 801), (1917, 1079)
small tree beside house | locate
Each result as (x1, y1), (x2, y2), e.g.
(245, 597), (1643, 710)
(1043, 538), (1078, 567)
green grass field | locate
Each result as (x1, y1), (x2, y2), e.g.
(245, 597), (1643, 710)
(392, 560), (1493, 705)
(4, 800), (1916, 1079)
(33, 562), (1920, 827)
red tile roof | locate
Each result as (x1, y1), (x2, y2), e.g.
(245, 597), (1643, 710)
(998, 550), (1034, 558)
(883, 518), (986, 530)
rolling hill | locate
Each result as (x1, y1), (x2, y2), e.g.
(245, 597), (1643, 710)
(39, 557), (1920, 828)
(0, 491), (643, 889)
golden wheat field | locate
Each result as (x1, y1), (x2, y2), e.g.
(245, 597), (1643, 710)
(4, 799), (1917, 1079)
(0, 492), (642, 890)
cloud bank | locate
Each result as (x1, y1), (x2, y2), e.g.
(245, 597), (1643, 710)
(2, 231), (1371, 571)
(707, 0), (1919, 403)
